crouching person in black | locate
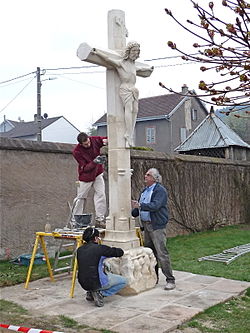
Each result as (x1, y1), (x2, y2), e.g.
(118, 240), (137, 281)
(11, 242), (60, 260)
(77, 227), (127, 307)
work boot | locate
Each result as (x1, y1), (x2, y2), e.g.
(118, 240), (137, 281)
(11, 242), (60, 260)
(95, 219), (106, 229)
(164, 282), (176, 290)
(91, 290), (104, 307)
(86, 291), (94, 301)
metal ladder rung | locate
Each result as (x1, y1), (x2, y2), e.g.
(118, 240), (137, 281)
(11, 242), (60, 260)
(53, 238), (77, 273)
(54, 266), (72, 273)
(61, 243), (75, 248)
(198, 243), (250, 265)
(223, 244), (250, 254)
(57, 254), (74, 260)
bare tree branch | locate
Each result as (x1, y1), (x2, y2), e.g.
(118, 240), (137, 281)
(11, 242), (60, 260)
(163, 0), (250, 114)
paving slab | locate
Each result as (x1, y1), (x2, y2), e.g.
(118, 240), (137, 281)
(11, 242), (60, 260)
(1, 270), (249, 333)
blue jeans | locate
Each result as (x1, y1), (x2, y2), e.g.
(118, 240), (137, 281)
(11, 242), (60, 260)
(99, 273), (127, 297)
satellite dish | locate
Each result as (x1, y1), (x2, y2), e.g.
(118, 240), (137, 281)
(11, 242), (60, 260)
(43, 113), (48, 119)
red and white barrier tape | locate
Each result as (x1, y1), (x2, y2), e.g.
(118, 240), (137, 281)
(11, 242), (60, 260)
(0, 324), (64, 333)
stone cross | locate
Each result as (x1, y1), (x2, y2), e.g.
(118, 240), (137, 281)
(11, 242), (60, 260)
(77, 10), (153, 250)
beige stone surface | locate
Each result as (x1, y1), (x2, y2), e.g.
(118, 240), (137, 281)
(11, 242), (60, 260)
(1, 270), (249, 333)
(108, 247), (157, 295)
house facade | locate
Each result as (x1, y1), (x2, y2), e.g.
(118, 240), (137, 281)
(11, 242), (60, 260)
(0, 116), (80, 144)
(94, 85), (208, 154)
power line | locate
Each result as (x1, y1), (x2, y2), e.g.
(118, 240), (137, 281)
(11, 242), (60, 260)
(44, 65), (99, 71)
(45, 61), (197, 77)
(0, 71), (36, 85)
(144, 52), (200, 61)
(59, 75), (105, 89)
(45, 70), (105, 76)
(0, 76), (35, 88)
(154, 61), (196, 68)
(0, 53), (200, 88)
(0, 76), (35, 114)
(0, 66), (97, 85)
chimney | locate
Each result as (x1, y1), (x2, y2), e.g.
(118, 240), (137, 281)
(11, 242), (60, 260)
(34, 114), (37, 122)
(182, 84), (188, 94)
(210, 106), (214, 114)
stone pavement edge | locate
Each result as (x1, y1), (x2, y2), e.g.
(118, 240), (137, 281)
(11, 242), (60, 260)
(1, 270), (249, 333)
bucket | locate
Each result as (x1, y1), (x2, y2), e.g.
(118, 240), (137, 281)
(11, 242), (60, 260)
(74, 214), (92, 227)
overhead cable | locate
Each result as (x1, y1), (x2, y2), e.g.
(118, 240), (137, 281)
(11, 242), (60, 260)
(44, 65), (99, 71)
(0, 52), (200, 85)
(144, 52), (200, 61)
(59, 75), (105, 89)
(0, 71), (36, 85)
(0, 76), (36, 88)
(0, 76), (35, 114)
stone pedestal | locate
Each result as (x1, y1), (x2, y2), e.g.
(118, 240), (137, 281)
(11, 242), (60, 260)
(105, 247), (157, 295)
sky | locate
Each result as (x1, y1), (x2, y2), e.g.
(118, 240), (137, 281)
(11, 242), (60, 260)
(1, 0), (218, 132)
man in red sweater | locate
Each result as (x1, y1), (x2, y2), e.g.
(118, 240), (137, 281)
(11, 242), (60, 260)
(72, 132), (107, 228)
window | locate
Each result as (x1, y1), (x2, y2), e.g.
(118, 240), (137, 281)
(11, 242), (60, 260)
(191, 109), (198, 121)
(180, 128), (187, 142)
(146, 127), (156, 144)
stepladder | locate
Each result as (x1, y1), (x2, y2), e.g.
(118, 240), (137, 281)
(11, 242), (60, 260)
(24, 231), (83, 297)
(53, 238), (77, 274)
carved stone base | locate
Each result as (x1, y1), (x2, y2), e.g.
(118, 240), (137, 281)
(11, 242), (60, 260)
(103, 216), (140, 250)
(105, 247), (157, 295)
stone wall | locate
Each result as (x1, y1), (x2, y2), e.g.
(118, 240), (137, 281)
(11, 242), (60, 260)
(1, 138), (249, 259)
(130, 150), (250, 237)
(1, 138), (83, 259)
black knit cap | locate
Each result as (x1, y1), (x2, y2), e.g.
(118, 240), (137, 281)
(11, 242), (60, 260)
(83, 227), (99, 243)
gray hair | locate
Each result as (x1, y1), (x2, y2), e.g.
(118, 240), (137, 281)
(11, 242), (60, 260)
(148, 168), (162, 183)
(123, 41), (140, 60)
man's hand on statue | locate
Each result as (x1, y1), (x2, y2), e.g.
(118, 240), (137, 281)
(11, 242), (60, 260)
(103, 139), (108, 145)
(131, 200), (140, 209)
(93, 155), (106, 164)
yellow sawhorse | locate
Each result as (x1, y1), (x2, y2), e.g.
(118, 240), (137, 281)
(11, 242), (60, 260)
(25, 228), (143, 298)
(24, 231), (83, 298)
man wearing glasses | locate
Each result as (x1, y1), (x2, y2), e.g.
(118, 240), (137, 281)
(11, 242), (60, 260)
(131, 168), (176, 290)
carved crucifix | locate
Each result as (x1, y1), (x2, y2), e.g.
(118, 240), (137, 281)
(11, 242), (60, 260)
(77, 10), (153, 249)
(77, 12), (153, 148)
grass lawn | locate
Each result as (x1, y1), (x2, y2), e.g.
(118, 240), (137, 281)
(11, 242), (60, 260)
(167, 224), (250, 333)
(0, 252), (75, 287)
(181, 288), (250, 333)
(168, 224), (250, 282)
(0, 299), (112, 333)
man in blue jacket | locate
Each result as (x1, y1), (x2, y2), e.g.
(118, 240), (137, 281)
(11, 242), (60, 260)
(77, 227), (127, 307)
(131, 168), (175, 290)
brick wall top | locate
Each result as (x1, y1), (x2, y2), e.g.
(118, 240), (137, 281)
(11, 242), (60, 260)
(1, 137), (249, 167)
(0, 137), (75, 154)
(130, 148), (250, 167)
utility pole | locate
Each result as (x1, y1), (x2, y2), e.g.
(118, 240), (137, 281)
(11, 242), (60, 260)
(36, 67), (42, 142)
